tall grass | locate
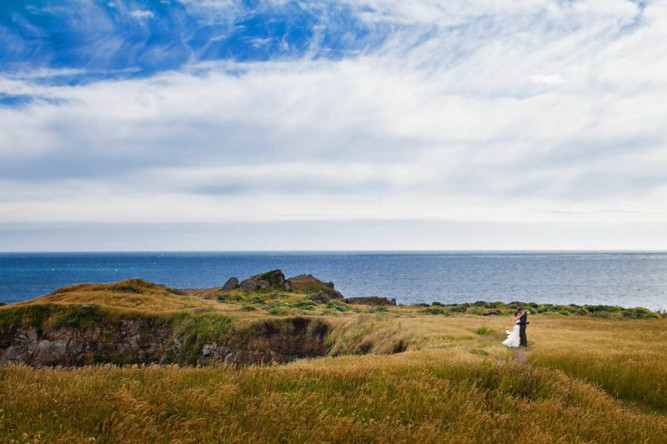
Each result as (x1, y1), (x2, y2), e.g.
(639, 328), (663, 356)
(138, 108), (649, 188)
(1, 288), (666, 442)
(1, 350), (665, 443)
(526, 318), (667, 412)
(530, 349), (667, 412)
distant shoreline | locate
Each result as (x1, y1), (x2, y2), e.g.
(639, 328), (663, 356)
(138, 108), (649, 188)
(3, 249), (667, 254)
(2, 252), (666, 311)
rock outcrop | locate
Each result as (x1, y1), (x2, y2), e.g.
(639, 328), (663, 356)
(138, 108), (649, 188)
(309, 291), (334, 304)
(0, 272), (406, 367)
(287, 274), (334, 293)
(238, 270), (290, 292)
(221, 277), (239, 291)
(239, 278), (268, 291)
(0, 305), (331, 367)
(221, 271), (344, 302)
(287, 274), (344, 303)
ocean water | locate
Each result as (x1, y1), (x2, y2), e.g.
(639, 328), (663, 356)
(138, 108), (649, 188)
(0, 252), (665, 310)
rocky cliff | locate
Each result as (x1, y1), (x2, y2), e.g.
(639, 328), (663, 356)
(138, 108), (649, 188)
(0, 304), (331, 367)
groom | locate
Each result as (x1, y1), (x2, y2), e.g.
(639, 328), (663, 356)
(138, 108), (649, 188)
(518, 309), (529, 347)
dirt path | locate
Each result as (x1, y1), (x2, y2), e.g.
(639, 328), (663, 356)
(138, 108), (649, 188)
(511, 347), (527, 363)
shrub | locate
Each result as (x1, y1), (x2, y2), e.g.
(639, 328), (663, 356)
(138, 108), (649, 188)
(482, 309), (502, 316)
(369, 306), (388, 313)
(449, 305), (468, 313)
(265, 302), (291, 316)
(592, 311), (610, 319)
(393, 338), (408, 353)
(251, 295), (267, 305)
(217, 293), (243, 302)
(420, 307), (446, 315)
(621, 307), (659, 319)
(268, 307), (289, 316)
(476, 327), (494, 335)
(585, 304), (622, 314)
(292, 300), (317, 310)
(325, 301), (349, 313)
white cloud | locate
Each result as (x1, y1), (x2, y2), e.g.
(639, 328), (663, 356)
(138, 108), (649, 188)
(129, 9), (155, 20)
(1, 0), (666, 248)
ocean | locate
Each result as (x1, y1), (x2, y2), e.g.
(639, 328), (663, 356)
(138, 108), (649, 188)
(0, 252), (665, 310)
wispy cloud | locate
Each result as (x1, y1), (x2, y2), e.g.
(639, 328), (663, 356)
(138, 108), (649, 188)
(0, 0), (666, 249)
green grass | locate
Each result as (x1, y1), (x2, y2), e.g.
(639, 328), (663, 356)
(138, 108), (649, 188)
(420, 307), (447, 315)
(476, 326), (495, 335)
(0, 304), (53, 332)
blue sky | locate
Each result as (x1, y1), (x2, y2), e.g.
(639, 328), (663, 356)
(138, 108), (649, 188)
(1, 0), (666, 251)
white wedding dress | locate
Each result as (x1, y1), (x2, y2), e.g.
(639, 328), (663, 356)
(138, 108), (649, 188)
(502, 323), (521, 348)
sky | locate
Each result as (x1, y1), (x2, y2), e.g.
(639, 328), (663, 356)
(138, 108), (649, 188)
(1, 0), (666, 251)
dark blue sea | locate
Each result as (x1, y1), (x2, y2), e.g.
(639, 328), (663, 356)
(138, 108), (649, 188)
(0, 252), (666, 310)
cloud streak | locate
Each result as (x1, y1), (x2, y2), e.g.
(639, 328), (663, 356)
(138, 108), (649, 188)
(0, 0), (666, 249)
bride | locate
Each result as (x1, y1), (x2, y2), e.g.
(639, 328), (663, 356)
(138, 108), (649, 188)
(502, 309), (523, 348)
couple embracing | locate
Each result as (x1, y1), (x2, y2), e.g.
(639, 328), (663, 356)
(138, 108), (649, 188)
(502, 308), (528, 348)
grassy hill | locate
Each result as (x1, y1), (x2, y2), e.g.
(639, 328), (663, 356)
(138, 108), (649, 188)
(0, 275), (665, 442)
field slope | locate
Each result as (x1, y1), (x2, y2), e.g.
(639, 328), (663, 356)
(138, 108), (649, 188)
(0, 277), (665, 442)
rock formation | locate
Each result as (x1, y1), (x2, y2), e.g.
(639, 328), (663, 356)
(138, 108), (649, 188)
(0, 305), (331, 367)
(0, 271), (397, 368)
(221, 277), (239, 291)
(286, 274), (344, 303)
(238, 270), (290, 292)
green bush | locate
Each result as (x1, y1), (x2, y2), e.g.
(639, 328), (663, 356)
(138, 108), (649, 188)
(326, 301), (349, 313)
(621, 307), (659, 319)
(420, 307), (446, 315)
(586, 305), (622, 313)
(369, 306), (388, 313)
(217, 293), (243, 302)
(476, 327), (494, 335)
(449, 305), (468, 313)
(268, 307), (289, 316)
(292, 300), (317, 310)
(251, 295), (267, 305)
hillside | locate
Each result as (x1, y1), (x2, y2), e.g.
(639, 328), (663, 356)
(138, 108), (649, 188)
(0, 271), (665, 442)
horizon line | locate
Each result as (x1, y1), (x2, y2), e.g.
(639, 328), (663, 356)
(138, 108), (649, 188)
(2, 249), (667, 254)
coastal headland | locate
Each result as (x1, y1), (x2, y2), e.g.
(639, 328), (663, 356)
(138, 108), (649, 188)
(0, 270), (665, 442)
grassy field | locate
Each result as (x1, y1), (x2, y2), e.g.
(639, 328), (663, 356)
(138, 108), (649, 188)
(0, 279), (665, 443)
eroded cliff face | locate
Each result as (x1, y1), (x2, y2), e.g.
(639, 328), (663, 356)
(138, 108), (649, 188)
(0, 311), (331, 367)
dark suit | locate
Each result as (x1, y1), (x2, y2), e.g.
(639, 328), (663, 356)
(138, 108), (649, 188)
(518, 311), (528, 347)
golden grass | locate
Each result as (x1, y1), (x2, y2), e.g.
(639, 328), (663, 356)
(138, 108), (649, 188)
(4, 279), (313, 320)
(527, 317), (667, 412)
(16, 279), (221, 313)
(1, 280), (665, 442)
(1, 350), (665, 443)
(1, 312), (665, 443)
